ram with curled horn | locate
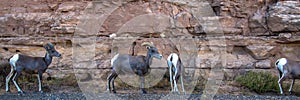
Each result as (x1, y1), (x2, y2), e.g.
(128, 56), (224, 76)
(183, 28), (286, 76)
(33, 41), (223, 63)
(107, 42), (162, 94)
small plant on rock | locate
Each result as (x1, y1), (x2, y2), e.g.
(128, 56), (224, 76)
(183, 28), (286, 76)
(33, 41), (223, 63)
(235, 71), (279, 93)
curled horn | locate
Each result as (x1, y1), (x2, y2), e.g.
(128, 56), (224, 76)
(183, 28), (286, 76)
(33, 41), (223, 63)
(141, 42), (154, 47)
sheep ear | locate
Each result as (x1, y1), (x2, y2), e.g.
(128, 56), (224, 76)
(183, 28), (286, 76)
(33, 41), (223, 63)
(44, 44), (50, 50)
(47, 43), (55, 48)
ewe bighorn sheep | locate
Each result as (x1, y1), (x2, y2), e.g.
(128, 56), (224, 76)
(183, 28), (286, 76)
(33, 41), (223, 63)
(107, 42), (162, 94)
(167, 53), (185, 94)
(275, 57), (300, 95)
(6, 43), (61, 93)
(247, 45), (300, 95)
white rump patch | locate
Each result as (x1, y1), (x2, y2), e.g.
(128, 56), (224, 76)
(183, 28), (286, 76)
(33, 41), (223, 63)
(168, 53), (179, 67)
(9, 54), (19, 68)
(276, 58), (287, 73)
(111, 54), (119, 66)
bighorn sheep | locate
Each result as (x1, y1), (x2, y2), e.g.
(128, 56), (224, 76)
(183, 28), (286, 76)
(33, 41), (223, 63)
(167, 53), (185, 94)
(275, 57), (300, 95)
(6, 43), (61, 94)
(107, 42), (162, 94)
(247, 45), (300, 95)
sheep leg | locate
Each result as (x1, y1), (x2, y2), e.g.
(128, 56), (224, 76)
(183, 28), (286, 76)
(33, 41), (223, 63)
(180, 73), (185, 94)
(289, 79), (295, 94)
(168, 63), (174, 92)
(111, 74), (118, 93)
(12, 71), (23, 93)
(173, 67), (179, 93)
(106, 70), (117, 92)
(278, 71), (282, 79)
(5, 67), (15, 92)
(278, 73), (285, 95)
(140, 76), (147, 94)
(106, 72), (114, 92)
(37, 72), (43, 93)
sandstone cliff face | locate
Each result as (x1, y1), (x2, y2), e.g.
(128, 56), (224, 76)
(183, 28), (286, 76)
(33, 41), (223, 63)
(0, 0), (299, 94)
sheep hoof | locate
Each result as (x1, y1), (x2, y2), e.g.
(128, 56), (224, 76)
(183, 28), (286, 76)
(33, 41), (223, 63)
(141, 89), (147, 94)
(17, 91), (25, 95)
(112, 90), (116, 93)
(39, 91), (44, 94)
(289, 91), (293, 95)
(171, 91), (180, 95)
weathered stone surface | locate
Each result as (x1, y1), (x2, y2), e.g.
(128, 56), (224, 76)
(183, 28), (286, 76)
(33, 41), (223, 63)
(46, 69), (74, 78)
(218, 0), (277, 35)
(58, 3), (76, 12)
(225, 53), (256, 69)
(278, 32), (293, 40)
(255, 59), (271, 69)
(246, 45), (276, 59)
(249, 7), (268, 35)
(224, 69), (247, 81)
(0, 0), (300, 95)
(268, 1), (300, 33)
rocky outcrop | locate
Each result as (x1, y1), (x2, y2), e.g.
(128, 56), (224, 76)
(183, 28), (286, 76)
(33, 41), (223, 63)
(268, 1), (300, 33)
(0, 0), (300, 94)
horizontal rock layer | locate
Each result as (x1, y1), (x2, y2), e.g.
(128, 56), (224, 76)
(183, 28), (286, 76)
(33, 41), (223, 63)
(0, 0), (299, 94)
